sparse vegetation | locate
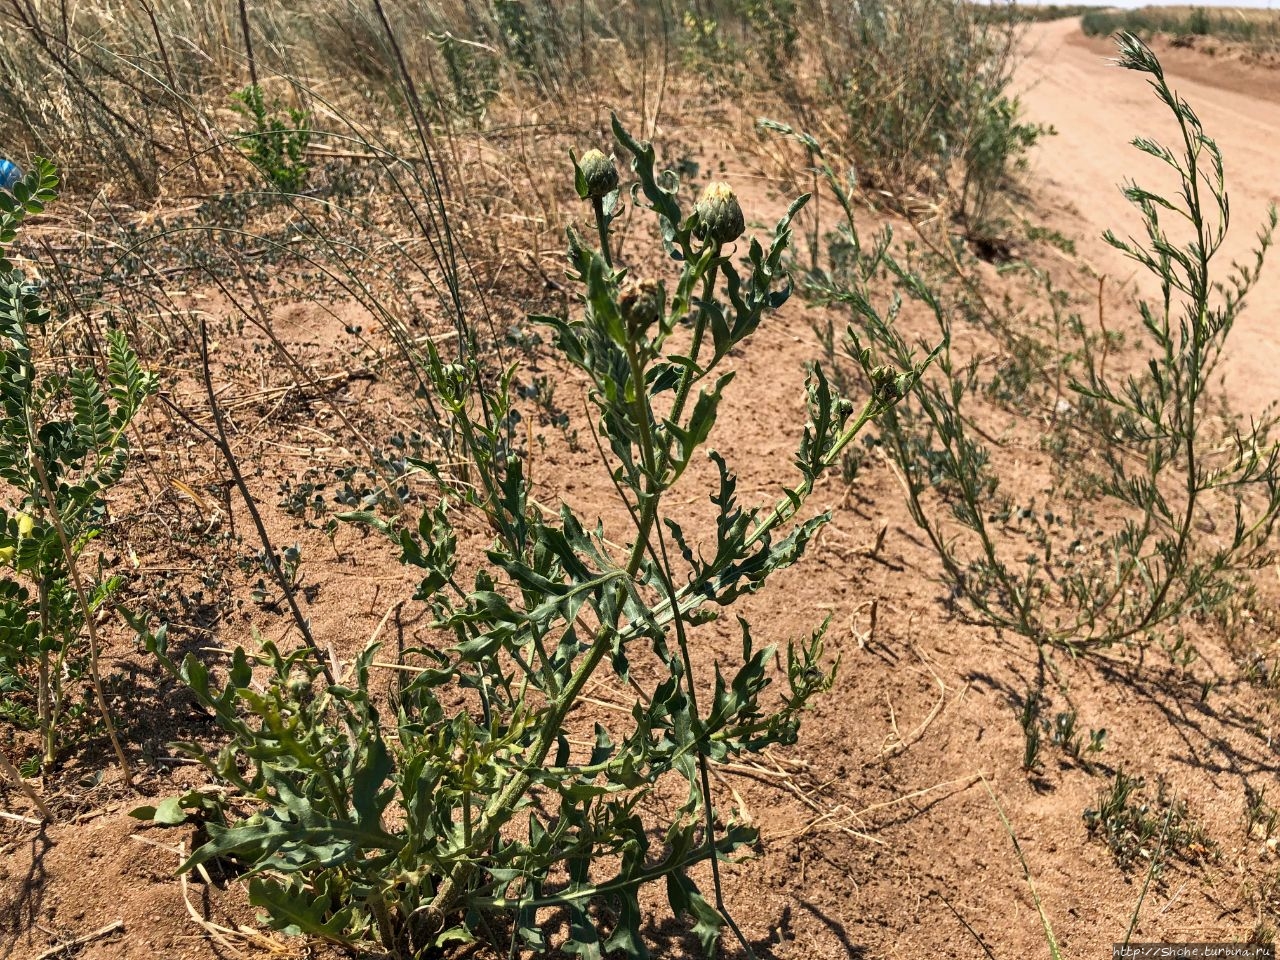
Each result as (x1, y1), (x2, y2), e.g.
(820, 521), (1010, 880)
(1082, 6), (1280, 51)
(805, 33), (1280, 661)
(1084, 769), (1214, 876)
(0, 3), (1278, 956)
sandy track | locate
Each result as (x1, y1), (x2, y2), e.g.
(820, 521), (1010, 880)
(1017, 19), (1280, 413)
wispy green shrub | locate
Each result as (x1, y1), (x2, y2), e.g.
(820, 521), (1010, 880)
(790, 34), (1280, 658)
(806, 0), (1047, 232)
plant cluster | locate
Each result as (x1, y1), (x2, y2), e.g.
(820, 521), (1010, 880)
(132, 116), (922, 957)
(1084, 769), (1214, 876)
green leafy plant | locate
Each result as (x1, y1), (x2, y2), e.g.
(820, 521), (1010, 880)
(807, 34), (1280, 657)
(230, 84), (312, 193)
(0, 159), (156, 778)
(134, 115), (925, 957)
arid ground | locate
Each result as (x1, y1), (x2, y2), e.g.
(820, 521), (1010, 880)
(3, 14), (1280, 960)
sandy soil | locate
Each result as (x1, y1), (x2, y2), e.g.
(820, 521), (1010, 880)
(3, 19), (1280, 960)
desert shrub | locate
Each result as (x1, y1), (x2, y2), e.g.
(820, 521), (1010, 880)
(803, 0), (1046, 232)
(132, 117), (924, 957)
(0, 161), (156, 776)
(788, 34), (1280, 658)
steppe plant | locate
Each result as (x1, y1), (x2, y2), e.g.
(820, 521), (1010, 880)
(230, 84), (312, 193)
(797, 34), (1280, 657)
(135, 116), (925, 956)
(0, 160), (155, 779)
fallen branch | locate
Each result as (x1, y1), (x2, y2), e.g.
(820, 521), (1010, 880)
(33, 920), (124, 960)
(0, 751), (52, 821)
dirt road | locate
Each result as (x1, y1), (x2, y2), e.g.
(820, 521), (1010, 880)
(1017, 19), (1280, 413)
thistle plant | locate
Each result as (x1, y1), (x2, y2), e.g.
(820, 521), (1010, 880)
(801, 34), (1280, 657)
(135, 115), (924, 957)
(0, 159), (156, 778)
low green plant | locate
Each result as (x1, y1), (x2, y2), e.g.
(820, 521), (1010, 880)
(1246, 784), (1279, 841)
(133, 115), (923, 957)
(1018, 686), (1043, 772)
(230, 84), (312, 193)
(1084, 770), (1213, 876)
(0, 159), (156, 777)
(1048, 707), (1105, 767)
(1017, 688), (1104, 773)
(803, 34), (1280, 658)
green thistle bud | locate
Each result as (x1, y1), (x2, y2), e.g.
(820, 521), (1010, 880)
(577, 149), (618, 200)
(619, 278), (663, 337)
(695, 181), (745, 244)
(287, 676), (311, 698)
(869, 365), (911, 404)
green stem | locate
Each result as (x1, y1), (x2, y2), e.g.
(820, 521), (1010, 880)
(623, 332), (661, 573)
(592, 196), (612, 268)
(662, 249), (720, 459)
(37, 581), (52, 768)
(743, 397), (880, 552)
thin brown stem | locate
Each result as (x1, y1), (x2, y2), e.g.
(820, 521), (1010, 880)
(193, 320), (336, 687)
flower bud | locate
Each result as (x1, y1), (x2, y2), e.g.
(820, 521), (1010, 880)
(695, 181), (745, 244)
(869, 365), (910, 404)
(577, 149), (618, 200)
(619, 278), (663, 337)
